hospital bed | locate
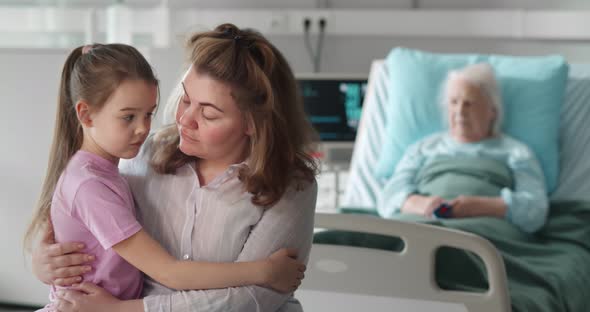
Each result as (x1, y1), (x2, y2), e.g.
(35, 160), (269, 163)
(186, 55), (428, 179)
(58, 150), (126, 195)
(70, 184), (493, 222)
(299, 213), (509, 312)
(299, 60), (590, 311)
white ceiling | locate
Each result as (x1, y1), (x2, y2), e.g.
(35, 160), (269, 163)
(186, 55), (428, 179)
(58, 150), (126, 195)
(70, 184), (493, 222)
(0, 0), (315, 9)
(1, 0), (590, 9)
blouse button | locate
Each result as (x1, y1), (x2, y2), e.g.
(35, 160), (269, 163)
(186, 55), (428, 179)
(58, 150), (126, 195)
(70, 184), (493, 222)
(183, 254), (190, 260)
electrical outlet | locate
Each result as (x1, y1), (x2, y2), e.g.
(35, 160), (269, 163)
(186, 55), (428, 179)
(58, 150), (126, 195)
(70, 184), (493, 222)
(291, 11), (329, 34)
(268, 12), (289, 34)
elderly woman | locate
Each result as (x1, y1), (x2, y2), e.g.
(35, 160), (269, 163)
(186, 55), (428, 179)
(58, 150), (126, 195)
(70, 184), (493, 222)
(377, 63), (548, 233)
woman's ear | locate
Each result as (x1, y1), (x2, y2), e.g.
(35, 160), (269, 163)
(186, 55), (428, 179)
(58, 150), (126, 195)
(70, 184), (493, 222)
(75, 100), (93, 127)
(245, 115), (255, 136)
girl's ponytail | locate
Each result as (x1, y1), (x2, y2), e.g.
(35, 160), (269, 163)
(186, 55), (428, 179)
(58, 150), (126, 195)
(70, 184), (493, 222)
(24, 47), (85, 251)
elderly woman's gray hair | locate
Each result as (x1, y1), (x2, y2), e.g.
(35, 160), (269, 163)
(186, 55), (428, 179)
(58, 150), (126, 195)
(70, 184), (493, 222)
(440, 63), (503, 135)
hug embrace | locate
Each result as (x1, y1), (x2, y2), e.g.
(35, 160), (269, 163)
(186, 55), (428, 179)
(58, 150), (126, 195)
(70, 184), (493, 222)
(25, 23), (318, 312)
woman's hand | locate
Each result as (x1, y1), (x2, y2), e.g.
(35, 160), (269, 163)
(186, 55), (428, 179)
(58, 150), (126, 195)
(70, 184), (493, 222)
(32, 223), (94, 286)
(401, 195), (444, 217)
(264, 248), (306, 293)
(55, 283), (121, 312)
(449, 196), (507, 218)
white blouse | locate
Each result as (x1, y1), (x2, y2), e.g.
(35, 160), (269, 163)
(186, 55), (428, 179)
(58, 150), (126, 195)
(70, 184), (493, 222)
(119, 138), (317, 312)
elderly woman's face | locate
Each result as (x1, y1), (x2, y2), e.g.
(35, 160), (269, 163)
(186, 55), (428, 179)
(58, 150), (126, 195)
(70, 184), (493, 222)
(446, 77), (496, 143)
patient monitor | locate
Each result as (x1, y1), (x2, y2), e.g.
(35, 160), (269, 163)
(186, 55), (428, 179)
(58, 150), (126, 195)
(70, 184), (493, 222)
(296, 74), (368, 165)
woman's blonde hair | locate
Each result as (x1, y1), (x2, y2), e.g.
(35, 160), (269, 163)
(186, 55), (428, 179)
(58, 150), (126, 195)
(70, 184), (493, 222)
(24, 44), (159, 251)
(151, 23), (318, 207)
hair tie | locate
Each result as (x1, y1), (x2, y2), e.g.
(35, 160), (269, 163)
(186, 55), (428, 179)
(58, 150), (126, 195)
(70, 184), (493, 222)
(221, 27), (235, 39)
(82, 45), (94, 54)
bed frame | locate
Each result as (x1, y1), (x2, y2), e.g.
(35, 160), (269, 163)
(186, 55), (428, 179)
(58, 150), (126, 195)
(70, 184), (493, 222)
(300, 213), (510, 311)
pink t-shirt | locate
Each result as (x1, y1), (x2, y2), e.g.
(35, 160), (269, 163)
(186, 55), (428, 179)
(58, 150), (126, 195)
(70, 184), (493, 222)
(47, 150), (143, 304)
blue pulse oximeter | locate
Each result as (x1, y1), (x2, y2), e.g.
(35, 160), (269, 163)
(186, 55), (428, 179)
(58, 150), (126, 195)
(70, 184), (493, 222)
(434, 203), (453, 218)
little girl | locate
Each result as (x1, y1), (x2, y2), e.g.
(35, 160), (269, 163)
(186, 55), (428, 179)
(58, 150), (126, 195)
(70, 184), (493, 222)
(24, 44), (305, 310)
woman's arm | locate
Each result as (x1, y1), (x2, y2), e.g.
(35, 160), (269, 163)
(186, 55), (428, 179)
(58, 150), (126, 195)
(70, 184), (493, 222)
(402, 194), (445, 217)
(55, 181), (317, 312)
(33, 227), (304, 294)
(31, 224), (94, 287)
(450, 147), (548, 233)
(113, 230), (305, 292)
(500, 148), (549, 233)
(449, 195), (507, 218)
(54, 283), (143, 312)
(71, 179), (303, 292)
(138, 181), (318, 312)
(378, 142), (426, 217)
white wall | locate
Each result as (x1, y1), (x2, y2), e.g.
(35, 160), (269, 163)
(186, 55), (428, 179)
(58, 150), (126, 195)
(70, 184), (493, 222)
(419, 0), (590, 10)
(145, 31), (590, 79)
(279, 37), (590, 74)
(0, 49), (65, 305)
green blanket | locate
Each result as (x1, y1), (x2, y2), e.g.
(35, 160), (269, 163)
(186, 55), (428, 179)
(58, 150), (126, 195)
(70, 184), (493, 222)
(416, 156), (513, 200)
(314, 201), (590, 312)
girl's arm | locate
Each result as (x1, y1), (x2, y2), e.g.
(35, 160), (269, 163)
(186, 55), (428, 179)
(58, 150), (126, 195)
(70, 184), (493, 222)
(112, 229), (304, 292)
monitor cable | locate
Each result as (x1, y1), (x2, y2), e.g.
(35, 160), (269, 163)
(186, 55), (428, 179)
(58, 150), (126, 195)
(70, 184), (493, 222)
(303, 17), (327, 73)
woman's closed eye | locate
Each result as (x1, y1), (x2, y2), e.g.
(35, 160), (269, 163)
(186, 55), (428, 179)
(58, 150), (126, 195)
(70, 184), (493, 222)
(201, 107), (219, 120)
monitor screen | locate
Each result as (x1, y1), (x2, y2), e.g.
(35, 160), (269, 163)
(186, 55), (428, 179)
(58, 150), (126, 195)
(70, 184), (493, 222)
(298, 77), (368, 141)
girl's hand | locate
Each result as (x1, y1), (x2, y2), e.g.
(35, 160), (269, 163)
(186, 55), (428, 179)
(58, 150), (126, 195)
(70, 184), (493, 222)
(55, 282), (119, 312)
(264, 248), (306, 293)
(401, 195), (444, 217)
(32, 223), (94, 286)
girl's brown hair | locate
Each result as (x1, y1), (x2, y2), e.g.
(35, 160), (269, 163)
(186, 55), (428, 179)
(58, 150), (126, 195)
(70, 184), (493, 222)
(151, 23), (318, 207)
(24, 44), (159, 251)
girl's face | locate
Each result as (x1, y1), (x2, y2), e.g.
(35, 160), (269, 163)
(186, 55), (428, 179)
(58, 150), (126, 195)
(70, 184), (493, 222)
(446, 77), (496, 143)
(176, 69), (251, 166)
(83, 79), (158, 162)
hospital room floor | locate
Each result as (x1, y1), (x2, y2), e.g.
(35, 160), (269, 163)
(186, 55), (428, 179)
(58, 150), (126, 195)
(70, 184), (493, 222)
(0, 306), (35, 312)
